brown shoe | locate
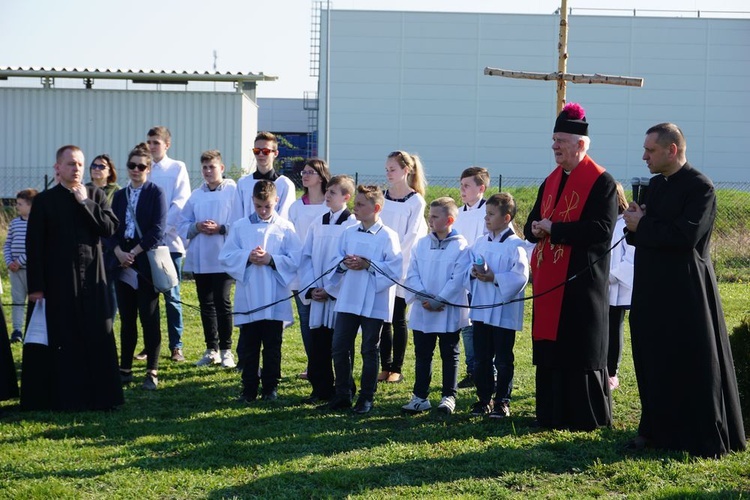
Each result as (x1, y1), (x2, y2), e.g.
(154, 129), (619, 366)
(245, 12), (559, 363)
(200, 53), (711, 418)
(134, 349), (147, 361)
(385, 372), (404, 383)
(377, 370), (390, 382)
(171, 348), (185, 362)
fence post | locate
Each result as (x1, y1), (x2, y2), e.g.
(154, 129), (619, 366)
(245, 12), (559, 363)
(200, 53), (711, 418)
(355, 172), (359, 186)
(498, 174), (502, 193)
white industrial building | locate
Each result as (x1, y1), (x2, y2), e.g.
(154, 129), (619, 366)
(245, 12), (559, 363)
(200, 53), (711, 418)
(0, 68), (276, 198)
(315, 9), (750, 183)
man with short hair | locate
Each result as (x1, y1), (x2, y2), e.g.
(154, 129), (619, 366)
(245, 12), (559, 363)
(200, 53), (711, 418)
(623, 123), (746, 457)
(523, 103), (618, 431)
(230, 131), (296, 222)
(22, 145), (123, 411)
(146, 126), (191, 362)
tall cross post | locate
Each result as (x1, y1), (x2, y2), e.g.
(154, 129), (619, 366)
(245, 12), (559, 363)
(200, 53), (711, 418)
(484, 0), (644, 113)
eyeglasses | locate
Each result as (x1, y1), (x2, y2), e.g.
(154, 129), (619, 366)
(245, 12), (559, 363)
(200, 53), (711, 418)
(300, 170), (319, 176)
(90, 163), (109, 170)
(127, 162), (149, 172)
(252, 147), (277, 156)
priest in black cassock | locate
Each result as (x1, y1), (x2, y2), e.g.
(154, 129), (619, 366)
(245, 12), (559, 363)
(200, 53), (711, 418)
(624, 123), (746, 457)
(524, 103), (618, 431)
(21, 145), (124, 411)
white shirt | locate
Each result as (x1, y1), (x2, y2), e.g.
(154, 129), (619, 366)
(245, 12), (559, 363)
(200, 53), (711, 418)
(405, 231), (471, 334)
(179, 179), (237, 274)
(230, 174), (296, 222)
(453, 198), (488, 246)
(149, 154), (191, 254)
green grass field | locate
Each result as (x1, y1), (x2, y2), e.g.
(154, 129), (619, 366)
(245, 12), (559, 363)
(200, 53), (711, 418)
(1, 279), (748, 499)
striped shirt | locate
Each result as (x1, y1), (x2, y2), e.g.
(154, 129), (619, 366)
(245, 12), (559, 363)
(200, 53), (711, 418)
(3, 216), (28, 268)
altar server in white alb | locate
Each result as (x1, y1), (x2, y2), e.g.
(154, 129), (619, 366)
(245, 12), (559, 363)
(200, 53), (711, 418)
(466, 193), (529, 420)
(219, 180), (301, 403)
(298, 175), (359, 404)
(401, 197), (471, 416)
(230, 131), (296, 222)
(378, 150), (429, 384)
(179, 150), (237, 369)
(326, 185), (403, 414)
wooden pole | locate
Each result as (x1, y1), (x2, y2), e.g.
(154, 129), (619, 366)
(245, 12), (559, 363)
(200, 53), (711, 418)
(557, 0), (569, 113)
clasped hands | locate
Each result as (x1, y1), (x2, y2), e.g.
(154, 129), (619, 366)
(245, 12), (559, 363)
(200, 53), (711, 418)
(248, 246), (272, 266)
(623, 202), (646, 232)
(343, 254), (369, 271)
(196, 219), (221, 235)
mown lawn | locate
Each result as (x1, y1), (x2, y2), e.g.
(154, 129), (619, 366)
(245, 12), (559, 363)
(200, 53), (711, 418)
(1, 280), (748, 499)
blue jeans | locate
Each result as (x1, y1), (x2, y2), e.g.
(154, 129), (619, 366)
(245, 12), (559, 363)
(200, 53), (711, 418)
(294, 294), (312, 369)
(166, 252), (184, 350)
(332, 313), (382, 402)
(413, 330), (460, 399)
(472, 322), (516, 403)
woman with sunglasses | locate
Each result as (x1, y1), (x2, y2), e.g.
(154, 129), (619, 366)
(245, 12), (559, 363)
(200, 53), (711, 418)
(108, 143), (167, 390)
(287, 159), (331, 384)
(86, 154), (121, 205)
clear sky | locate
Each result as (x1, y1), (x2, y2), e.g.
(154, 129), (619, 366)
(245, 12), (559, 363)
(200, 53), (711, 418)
(1, 0), (747, 98)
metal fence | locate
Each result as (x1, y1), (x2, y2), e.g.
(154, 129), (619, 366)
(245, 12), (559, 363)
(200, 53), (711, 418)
(3, 168), (748, 282)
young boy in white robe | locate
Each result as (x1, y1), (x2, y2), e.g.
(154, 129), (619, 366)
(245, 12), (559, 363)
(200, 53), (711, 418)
(298, 175), (359, 404)
(326, 185), (402, 414)
(452, 166), (490, 389)
(180, 150), (237, 368)
(466, 193), (529, 419)
(219, 180), (301, 402)
(401, 197), (471, 416)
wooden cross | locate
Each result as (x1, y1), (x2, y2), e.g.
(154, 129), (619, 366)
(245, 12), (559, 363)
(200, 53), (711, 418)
(484, 0), (644, 113)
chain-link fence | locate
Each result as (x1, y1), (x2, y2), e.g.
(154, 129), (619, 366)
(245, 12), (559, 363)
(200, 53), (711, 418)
(3, 169), (748, 282)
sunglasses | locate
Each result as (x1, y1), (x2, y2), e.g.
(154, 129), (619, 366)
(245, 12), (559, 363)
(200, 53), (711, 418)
(252, 147), (277, 156)
(301, 170), (319, 176)
(127, 162), (149, 172)
(90, 163), (109, 170)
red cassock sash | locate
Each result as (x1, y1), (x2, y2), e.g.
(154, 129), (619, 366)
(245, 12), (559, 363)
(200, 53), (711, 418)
(531, 155), (604, 341)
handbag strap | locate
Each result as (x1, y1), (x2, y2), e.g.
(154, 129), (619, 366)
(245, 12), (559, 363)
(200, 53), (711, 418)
(125, 187), (144, 240)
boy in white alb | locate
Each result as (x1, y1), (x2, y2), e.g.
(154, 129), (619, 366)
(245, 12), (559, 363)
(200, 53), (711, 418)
(179, 150), (237, 369)
(219, 180), (301, 402)
(326, 185), (403, 414)
(452, 167), (490, 388)
(298, 175), (359, 404)
(467, 193), (529, 419)
(401, 197), (471, 416)
(230, 131), (296, 222)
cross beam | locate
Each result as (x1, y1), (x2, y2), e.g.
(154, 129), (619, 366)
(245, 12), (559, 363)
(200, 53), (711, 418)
(484, 0), (643, 113)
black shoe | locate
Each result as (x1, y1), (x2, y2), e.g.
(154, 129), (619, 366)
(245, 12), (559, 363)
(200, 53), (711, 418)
(489, 400), (510, 419)
(237, 392), (257, 404)
(353, 397), (373, 414)
(261, 390), (278, 401)
(302, 392), (323, 405)
(469, 400), (493, 416)
(326, 396), (352, 411)
(457, 374), (474, 389)
(624, 435), (651, 452)
(142, 373), (158, 390)
(10, 330), (23, 343)
(120, 370), (133, 385)
(134, 349), (147, 361)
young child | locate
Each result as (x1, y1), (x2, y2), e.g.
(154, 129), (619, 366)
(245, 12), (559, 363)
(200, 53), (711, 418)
(326, 185), (403, 414)
(4, 188), (37, 343)
(452, 167), (490, 388)
(401, 197), (471, 415)
(467, 193), (529, 418)
(378, 150), (428, 384)
(180, 150), (238, 369)
(219, 180), (301, 402)
(298, 175), (358, 404)
(607, 183), (634, 391)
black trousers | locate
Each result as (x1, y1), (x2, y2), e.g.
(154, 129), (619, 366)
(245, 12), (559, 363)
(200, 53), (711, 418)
(473, 322), (516, 404)
(239, 320), (282, 398)
(379, 296), (407, 373)
(607, 305), (627, 376)
(308, 325), (356, 400)
(412, 330), (460, 399)
(194, 272), (234, 351)
(116, 277), (161, 372)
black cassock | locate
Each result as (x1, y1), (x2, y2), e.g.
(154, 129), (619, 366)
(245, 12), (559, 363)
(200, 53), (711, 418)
(0, 303), (19, 402)
(524, 167), (618, 431)
(627, 163), (746, 457)
(21, 183), (124, 411)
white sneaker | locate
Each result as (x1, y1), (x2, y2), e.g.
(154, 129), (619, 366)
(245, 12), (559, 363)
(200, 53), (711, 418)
(220, 349), (236, 369)
(196, 349), (221, 367)
(401, 394), (431, 414)
(437, 396), (456, 415)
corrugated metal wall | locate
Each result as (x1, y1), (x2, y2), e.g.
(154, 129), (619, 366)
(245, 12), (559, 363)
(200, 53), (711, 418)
(0, 88), (257, 197)
(319, 11), (750, 183)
